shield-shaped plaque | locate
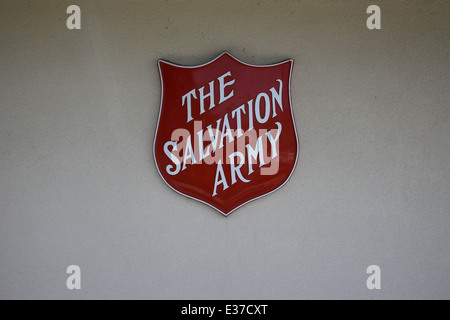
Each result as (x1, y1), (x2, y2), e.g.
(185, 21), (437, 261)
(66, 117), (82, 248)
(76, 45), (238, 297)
(154, 52), (298, 216)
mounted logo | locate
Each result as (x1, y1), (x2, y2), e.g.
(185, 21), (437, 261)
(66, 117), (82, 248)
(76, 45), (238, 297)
(154, 52), (299, 216)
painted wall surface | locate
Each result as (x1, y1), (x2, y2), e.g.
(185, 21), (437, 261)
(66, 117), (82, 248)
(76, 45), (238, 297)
(0, 0), (449, 299)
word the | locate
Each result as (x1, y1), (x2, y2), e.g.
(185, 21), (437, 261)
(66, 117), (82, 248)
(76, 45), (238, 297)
(182, 71), (235, 123)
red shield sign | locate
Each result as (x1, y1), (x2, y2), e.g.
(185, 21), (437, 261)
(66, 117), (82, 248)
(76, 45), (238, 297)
(154, 52), (298, 216)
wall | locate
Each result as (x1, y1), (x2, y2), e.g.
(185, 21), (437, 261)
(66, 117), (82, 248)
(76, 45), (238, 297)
(0, 0), (449, 299)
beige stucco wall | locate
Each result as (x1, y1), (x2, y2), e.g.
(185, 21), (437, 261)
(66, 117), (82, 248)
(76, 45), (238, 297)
(0, 0), (449, 299)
